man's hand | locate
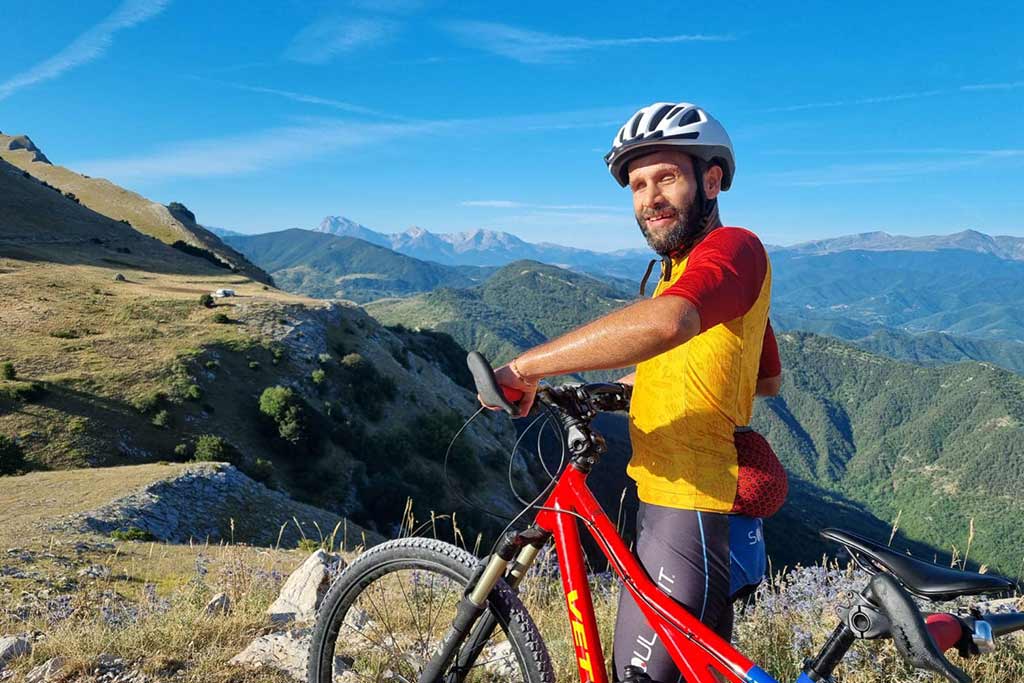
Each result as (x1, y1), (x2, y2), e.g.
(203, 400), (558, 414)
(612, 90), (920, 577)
(480, 361), (539, 417)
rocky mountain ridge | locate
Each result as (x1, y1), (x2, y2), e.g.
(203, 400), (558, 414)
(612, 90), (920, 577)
(0, 133), (271, 284)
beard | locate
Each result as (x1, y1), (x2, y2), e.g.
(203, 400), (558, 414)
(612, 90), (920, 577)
(636, 194), (704, 256)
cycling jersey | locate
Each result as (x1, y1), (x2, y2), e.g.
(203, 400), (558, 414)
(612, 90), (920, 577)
(627, 226), (783, 514)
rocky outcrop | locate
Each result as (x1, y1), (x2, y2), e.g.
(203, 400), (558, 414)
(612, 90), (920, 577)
(231, 550), (344, 680)
(266, 549), (344, 624)
(4, 135), (49, 164)
(54, 463), (362, 547)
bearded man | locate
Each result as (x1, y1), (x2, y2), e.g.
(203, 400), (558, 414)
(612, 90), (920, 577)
(488, 102), (788, 683)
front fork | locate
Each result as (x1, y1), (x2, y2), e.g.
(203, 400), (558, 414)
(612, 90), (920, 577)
(417, 527), (549, 683)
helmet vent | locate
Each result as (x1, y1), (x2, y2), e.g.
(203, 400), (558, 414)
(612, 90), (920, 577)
(646, 104), (674, 132)
(677, 108), (701, 127)
(628, 112), (643, 139)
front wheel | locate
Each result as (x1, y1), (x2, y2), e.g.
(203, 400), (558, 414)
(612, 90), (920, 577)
(307, 537), (554, 683)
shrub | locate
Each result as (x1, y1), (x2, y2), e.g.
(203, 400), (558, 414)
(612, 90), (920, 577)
(111, 527), (155, 542)
(184, 384), (202, 401)
(199, 293), (214, 308)
(1, 362), (14, 380)
(258, 386), (308, 445)
(0, 435), (26, 475)
(173, 443), (190, 460)
(132, 390), (165, 414)
(317, 353), (332, 365)
(212, 313), (231, 324)
(311, 369), (326, 386)
(245, 457), (274, 485)
(192, 434), (239, 465)
(0, 381), (45, 405)
(49, 329), (81, 339)
(204, 360), (219, 370)
(248, 360), (260, 371)
(151, 409), (171, 428)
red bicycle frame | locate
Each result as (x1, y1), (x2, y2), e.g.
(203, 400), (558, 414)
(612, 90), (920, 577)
(532, 464), (777, 683)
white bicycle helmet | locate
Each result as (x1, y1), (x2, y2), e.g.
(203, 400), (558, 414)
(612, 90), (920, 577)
(604, 102), (735, 190)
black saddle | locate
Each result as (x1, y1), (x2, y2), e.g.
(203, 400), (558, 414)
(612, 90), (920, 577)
(821, 528), (1014, 601)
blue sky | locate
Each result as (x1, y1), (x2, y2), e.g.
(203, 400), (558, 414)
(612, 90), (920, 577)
(1, 0), (1022, 250)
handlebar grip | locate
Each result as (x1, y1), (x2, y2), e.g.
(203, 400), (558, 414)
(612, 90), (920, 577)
(926, 614), (966, 653)
(466, 351), (521, 417)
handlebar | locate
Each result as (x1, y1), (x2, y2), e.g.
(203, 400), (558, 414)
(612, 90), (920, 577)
(466, 351), (631, 419)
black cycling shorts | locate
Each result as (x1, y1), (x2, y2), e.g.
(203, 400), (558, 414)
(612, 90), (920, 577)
(612, 501), (766, 682)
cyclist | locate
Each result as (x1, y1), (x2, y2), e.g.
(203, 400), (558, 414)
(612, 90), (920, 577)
(486, 101), (788, 682)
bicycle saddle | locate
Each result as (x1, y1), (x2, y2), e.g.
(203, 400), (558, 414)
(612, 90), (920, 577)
(821, 528), (1014, 601)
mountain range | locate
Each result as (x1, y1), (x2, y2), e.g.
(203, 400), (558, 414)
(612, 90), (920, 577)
(223, 229), (491, 303)
(315, 214), (649, 274)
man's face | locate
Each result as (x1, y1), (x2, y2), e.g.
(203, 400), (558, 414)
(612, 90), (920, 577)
(627, 150), (702, 256)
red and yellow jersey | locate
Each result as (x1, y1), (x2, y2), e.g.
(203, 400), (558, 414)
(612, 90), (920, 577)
(627, 226), (777, 513)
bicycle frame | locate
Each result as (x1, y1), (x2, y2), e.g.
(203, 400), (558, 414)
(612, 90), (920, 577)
(532, 464), (781, 683)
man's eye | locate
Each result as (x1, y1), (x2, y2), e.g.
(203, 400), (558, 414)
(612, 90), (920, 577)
(659, 174), (676, 184)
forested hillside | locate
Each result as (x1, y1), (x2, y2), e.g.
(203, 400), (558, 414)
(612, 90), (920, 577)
(367, 260), (634, 371)
(753, 332), (1024, 572)
(367, 255), (1024, 572)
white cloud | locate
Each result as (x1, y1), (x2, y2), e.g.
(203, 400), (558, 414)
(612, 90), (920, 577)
(285, 17), (396, 63)
(67, 104), (638, 183)
(0, 0), (170, 101)
(219, 81), (412, 121)
(443, 21), (733, 64)
(761, 150), (1024, 187)
(761, 79), (1024, 113)
(72, 118), (436, 182)
(960, 80), (1024, 92)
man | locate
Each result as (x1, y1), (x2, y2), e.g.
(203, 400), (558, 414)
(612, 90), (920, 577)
(488, 102), (787, 682)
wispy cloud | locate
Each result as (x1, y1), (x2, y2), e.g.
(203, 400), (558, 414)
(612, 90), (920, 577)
(72, 118), (436, 182)
(0, 0), (170, 101)
(66, 103), (632, 183)
(761, 79), (1024, 113)
(461, 200), (622, 211)
(209, 80), (412, 121)
(442, 21), (734, 64)
(761, 149), (1024, 187)
(960, 80), (1024, 92)
(285, 16), (396, 63)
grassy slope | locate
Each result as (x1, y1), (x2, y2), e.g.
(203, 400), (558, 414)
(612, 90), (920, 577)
(0, 154), (526, 545)
(0, 133), (271, 284)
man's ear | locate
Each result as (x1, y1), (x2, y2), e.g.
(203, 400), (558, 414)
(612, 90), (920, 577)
(703, 164), (723, 200)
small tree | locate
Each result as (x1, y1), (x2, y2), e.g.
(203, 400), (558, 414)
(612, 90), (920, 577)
(213, 313), (231, 324)
(311, 369), (326, 387)
(0, 435), (26, 475)
(259, 386), (308, 445)
(199, 294), (214, 308)
(0, 362), (14, 380)
(192, 434), (239, 465)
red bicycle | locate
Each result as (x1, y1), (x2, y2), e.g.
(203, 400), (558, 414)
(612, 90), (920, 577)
(308, 352), (1024, 683)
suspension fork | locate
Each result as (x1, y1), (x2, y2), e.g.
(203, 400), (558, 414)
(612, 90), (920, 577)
(417, 528), (550, 683)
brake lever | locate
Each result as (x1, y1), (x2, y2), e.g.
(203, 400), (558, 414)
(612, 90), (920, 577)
(868, 573), (971, 683)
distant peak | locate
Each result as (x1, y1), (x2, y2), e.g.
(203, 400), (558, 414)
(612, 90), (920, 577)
(405, 226), (428, 237)
(4, 134), (50, 164)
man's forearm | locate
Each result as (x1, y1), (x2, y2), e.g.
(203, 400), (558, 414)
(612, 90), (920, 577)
(513, 296), (700, 380)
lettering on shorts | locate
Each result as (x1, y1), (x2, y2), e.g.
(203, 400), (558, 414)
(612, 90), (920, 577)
(631, 631), (658, 670)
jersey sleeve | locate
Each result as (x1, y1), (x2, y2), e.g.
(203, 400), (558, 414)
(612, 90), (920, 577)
(658, 227), (769, 333)
(758, 319), (781, 379)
